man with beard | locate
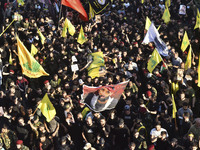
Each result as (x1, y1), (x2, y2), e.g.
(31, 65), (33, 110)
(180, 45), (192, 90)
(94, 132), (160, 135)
(84, 86), (117, 112)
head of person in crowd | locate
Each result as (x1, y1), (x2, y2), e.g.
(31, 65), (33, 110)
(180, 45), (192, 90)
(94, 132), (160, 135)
(16, 140), (24, 149)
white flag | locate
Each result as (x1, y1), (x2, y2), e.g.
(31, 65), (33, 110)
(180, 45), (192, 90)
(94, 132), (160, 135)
(142, 23), (169, 57)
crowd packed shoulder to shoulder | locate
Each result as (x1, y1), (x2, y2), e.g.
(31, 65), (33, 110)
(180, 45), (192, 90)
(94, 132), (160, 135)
(0, 0), (200, 150)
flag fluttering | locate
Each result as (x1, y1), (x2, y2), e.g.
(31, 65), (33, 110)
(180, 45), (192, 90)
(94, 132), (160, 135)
(37, 94), (56, 122)
(181, 31), (190, 52)
(62, 18), (75, 37)
(194, 9), (200, 29)
(37, 28), (46, 45)
(16, 36), (49, 78)
(147, 49), (162, 73)
(162, 6), (171, 24)
(185, 45), (192, 70)
(172, 94), (177, 118)
(9, 52), (12, 65)
(77, 26), (87, 45)
(142, 23), (169, 56)
(89, 3), (95, 20)
(61, 0), (88, 21)
(145, 16), (151, 30)
(31, 44), (38, 56)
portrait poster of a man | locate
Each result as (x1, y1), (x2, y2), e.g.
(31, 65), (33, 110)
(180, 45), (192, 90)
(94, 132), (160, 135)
(82, 80), (129, 112)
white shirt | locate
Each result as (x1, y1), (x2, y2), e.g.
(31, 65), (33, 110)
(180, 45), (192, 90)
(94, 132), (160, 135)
(150, 128), (168, 137)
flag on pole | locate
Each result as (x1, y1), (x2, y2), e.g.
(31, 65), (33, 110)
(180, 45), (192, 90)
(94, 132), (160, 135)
(16, 35), (49, 78)
(162, 6), (170, 24)
(147, 49), (162, 73)
(61, 0), (88, 21)
(62, 18), (68, 38)
(185, 45), (192, 70)
(141, 0), (144, 4)
(9, 52), (12, 65)
(142, 23), (169, 56)
(160, 62), (167, 73)
(145, 16), (151, 30)
(198, 53), (200, 87)
(81, 107), (90, 118)
(194, 12), (200, 29)
(37, 94), (56, 122)
(171, 82), (179, 96)
(89, 3), (95, 20)
(37, 28), (46, 45)
(181, 31), (190, 52)
(17, 0), (25, 6)
(88, 0), (109, 14)
(157, 25), (161, 31)
(77, 26), (87, 45)
(172, 94), (177, 118)
(165, 0), (171, 7)
(62, 18), (75, 37)
(31, 44), (38, 56)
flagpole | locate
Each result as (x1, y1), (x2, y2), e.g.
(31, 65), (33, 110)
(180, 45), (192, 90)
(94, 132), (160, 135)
(58, 0), (63, 29)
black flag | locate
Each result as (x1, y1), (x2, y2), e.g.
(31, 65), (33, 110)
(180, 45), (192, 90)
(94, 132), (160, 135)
(88, 0), (109, 14)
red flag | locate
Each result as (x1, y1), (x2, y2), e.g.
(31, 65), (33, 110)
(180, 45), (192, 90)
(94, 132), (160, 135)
(61, 0), (88, 21)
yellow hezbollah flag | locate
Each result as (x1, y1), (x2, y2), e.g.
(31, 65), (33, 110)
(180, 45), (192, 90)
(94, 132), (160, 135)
(141, 0), (144, 4)
(147, 49), (162, 73)
(82, 107), (90, 118)
(145, 16), (151, 30)
(77, 26), (87, 45)
(194, 14), (200, 29)
(87, 52), (105, 78)
(165, 0), (171, 7)
(16, 36), (49, 78)
(171, 82), (179, 95)
(37, 28), (46, 45)
(17, 0), (25, 6)
(67, 18), (75, 36)
(198, 53), (200, 87)
(89, 3), (95, 20)
(185, 45), (192, 70)
(162, 6), (170, 24)
(172, 94), (177, 118)
(31, 44), (38, 56)
(9, 52), (12, 65)
(62, 18), (68, 37)
(37, 94), (56, 122)
(181, 31), (190, 52)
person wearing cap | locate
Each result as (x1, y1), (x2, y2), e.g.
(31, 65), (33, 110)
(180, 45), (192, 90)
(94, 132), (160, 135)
(183, 133), (195, 149)
(113, 118), (130, 150)
(16, 140), (29, 150)
(43, 80), (51, 94)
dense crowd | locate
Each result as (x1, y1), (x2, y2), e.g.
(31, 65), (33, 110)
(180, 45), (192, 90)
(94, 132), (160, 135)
(0, 0), (200, 150)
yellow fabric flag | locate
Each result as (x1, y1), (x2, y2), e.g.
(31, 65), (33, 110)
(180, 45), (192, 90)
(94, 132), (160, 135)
(81, 107), (90, 118)
(31, 44), (38, 56)
(194, 14), (200, 29)
(172, 94), (177, 118)
(141, 0), (144, 4)
(67, 18), (75, 36)
(17, 0), (25, 6)
(89, 3), (95, 20)
(147, 49), (162, 73)
(165, 0), (171, 7)
(171, 82), (179, 95)
(37, 93), (56, 122)
(87, 52), (105, 78)
(37, 28), (46, 45)
(145, 16), (151, 30)
(198, 53), (200, 87)
(62, 18), (68, 38)
(162, 6), (170, 24)
(16, 35), (49, 78)
(185, 45), (192, 70)
(9, 52), (12, 65)
(77, 26), (87, 45)
(181, 31), (190, 52)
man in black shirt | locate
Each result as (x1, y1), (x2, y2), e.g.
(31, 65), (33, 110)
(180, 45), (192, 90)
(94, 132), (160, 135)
(82, 116), (97, 146)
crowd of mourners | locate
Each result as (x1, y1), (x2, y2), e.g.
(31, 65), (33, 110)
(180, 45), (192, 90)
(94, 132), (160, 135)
(1, 0), (200, 149)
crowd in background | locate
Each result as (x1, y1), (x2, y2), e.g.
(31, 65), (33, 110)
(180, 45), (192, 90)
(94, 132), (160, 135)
(0, 0), (200, 150)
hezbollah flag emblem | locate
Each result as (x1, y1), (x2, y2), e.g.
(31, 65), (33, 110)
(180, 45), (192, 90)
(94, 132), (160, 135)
(16, 35), (49, 78)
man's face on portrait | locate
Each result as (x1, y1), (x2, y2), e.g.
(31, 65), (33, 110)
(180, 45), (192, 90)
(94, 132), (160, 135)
(98, 87), (113, 99)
